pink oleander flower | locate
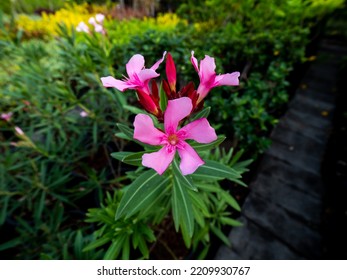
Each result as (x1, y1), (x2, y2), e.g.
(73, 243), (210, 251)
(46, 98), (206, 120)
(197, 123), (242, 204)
(76, 21), (90, 33)
(101, 52), (166, 95)
(134, 97), (217, 175)
(1, 112), (13, 122)
(191, 51), (240, 103)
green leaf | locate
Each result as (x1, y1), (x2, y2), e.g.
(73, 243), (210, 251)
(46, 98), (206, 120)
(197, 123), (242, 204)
(74, 230), (83, 259)
(93, 122), (98, 146)
(172, 158), (197, 191)
(198, 183), (222, 193)
(116, 123), (134, 140)
(121, 236), (130, 260)
(192, 160), (242, 182)
(210, 225), (231, 247)
(172, 175), (194, 238)
(197, 245), (210, 260)
(116, 170), (167, 219)
(104, 234), (127, 260)
(111, 151), (145, 167)
(190, 106), (211, 121)
(220, 217), (243, 227)
(0, 238), (22, 251)
(114, 132), (132, 141)
(34, 191), (46, 222)
(159, 82), (168, 112)
(189, 135), (226, 152)
(229, 148), (244, 166)
(83, 235), (111, 252)
(123, 105), (145, 115)
(221, 190), (241, 211)
(0, 196), (9, 225)
(137, 235), (149, 259)
(189, 190), (210, 217)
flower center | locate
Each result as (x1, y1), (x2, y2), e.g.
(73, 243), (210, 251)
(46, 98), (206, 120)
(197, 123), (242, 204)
(167, 134), (179, 146)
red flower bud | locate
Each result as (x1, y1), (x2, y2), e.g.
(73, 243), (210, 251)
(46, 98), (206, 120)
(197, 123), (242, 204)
(166, 52), (176, 93)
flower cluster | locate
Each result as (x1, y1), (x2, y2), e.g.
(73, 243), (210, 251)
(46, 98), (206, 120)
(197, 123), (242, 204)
(76, 13), (106, 35)
(101, 52), (239, 175)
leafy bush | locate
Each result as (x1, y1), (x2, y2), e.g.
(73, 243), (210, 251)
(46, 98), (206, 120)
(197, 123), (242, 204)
(0, 25), (130, 259)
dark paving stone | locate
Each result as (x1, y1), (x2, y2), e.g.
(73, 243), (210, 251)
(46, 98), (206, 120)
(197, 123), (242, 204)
(295, 88), (336, 104)
(291, 92), (335, 112)
(289, 93), (335, 121)
(215, 217), (303, 260)
(265, 140), (322, 175)
(285, 108), (332, 131)
(270, 126), (327, 159)
(300, 76), (337, 94)
(250, 173), (322, 226)
(274, 117), (328, 144)
(304, 64), (338, 84)
(256, 155), (324, 198)
(243, 194), (322, 259)
(319, 41), (347, 55)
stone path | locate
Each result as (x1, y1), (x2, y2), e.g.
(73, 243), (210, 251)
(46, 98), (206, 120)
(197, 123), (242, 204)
(215, 40), (347, 259)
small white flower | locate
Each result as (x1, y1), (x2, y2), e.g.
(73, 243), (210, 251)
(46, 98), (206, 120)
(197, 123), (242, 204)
(15, 126), (24, 135)
(95, 14), (105, 23)
(88, 17), (96, 25)
(94, 23), (105, 34)
(80, 111), (88, 118)
(76, 21), (89, 33)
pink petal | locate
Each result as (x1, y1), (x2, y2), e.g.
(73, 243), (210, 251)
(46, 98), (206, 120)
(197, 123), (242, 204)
(150, 51), (167, 71)
(142, 146), (175, 175)
(100, 76), (129, 91)
(190, 51), (199, 73)
(137, 69), (160, 83)
(126, 54), (145, 78)
(215, 72), (240, 86)
(177, 142), (204, 175)
(179, 118), (217, 143)
(164, 97), (192, 134)
(133, 114), (165, 145)
(199, 55), (216, 81)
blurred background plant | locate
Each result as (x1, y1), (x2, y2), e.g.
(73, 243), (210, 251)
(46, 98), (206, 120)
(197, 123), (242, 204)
(0, 0), (345, 259)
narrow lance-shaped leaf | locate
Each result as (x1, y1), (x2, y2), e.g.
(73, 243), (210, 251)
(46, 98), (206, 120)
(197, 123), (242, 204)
(189, 135), (226, 152)
(171, 175), (194, 238)
(192, 160), (242, 182)
(111, 151), (146, 167)
(172, 158), (197, 191)
(159, 82), (168, 112)
(116, 170), (167, 219)
(190, 106), (211, 121)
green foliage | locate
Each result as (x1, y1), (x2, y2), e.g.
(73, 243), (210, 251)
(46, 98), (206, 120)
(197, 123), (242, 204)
(87, 141), (251, 259)
(0, 0), (67, 14)
(0, 24), (131, 259)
